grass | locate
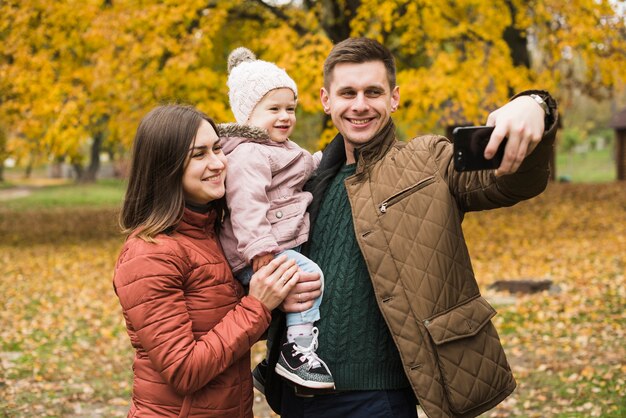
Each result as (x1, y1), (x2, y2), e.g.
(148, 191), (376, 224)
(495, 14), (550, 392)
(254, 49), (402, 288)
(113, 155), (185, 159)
(0, 178), (126, 210)
(555, 147), (616, 183)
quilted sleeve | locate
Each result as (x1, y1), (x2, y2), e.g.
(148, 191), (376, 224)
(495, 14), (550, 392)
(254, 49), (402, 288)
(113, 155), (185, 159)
(225, 144), (280, 262)
(113, 246), (272, 395)
(431, 116), (556, 213)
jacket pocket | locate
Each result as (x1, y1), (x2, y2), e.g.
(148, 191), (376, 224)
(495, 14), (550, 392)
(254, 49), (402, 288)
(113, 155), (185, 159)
(267, 202), (306, 242)
(379, 176), (435, 213)
(267, 202), (301, 223)
(424, 296), (515, 414)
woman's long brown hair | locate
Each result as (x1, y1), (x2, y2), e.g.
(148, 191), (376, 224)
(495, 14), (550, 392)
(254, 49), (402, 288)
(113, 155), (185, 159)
(120, 104), (221, 241)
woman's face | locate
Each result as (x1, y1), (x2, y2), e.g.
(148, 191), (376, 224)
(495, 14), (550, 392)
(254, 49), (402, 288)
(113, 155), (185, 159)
(182, 120), (227, 204)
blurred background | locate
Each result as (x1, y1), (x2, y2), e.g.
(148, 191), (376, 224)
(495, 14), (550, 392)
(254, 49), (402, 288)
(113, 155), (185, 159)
(0, 1), (624, 417)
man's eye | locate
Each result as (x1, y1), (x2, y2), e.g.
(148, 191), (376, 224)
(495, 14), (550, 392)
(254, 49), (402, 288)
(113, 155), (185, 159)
(366, 90), (383, 97)
(341, 91), (356, 98)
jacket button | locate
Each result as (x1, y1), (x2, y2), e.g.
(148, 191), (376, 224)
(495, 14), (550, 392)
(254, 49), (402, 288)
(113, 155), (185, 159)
(424, 320), (430, 326)
(276, 211), (283, 219)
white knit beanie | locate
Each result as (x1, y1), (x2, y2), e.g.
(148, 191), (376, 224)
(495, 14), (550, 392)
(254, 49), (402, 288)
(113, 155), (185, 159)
(227, 47), (298, 124)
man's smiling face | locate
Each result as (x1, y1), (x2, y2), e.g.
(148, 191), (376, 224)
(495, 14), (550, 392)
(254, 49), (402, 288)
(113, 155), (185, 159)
(320, 60), (399, 159)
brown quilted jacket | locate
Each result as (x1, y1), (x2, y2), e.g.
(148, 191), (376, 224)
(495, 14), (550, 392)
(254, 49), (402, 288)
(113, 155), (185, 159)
(345, 113), (556, 416)
(113, 208), (272, 418)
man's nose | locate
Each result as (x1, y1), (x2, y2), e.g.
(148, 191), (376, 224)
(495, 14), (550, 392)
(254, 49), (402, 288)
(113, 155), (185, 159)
(352, 92), (369, 112)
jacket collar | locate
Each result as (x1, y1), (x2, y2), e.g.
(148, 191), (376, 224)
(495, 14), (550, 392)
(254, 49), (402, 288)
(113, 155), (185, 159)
(322, 119), (396, 178)
(176, 207), (217, 239)
(354, 119), (396, 176)
(217, 123), (274, 155)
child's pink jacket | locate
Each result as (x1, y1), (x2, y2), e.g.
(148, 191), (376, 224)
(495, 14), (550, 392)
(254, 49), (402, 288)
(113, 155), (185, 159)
(217, 123), (322, 273)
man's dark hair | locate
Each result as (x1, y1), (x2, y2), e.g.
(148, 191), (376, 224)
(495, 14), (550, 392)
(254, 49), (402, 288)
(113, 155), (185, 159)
(323, 37), (396, 90)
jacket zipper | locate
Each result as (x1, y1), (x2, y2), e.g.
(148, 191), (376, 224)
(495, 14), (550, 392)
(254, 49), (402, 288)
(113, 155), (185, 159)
(379, 176), (435, 213)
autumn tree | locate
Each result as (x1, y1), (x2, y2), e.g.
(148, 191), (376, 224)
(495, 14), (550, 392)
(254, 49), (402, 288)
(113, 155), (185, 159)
(0, 1), (107, 180)
(254, 0), (626, 140)
(1, 1), (624, 178)
(0, 0), (329, 179)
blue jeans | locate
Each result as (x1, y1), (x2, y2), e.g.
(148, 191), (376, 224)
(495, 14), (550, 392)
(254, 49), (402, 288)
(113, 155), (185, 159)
(236, 249), (323, 326)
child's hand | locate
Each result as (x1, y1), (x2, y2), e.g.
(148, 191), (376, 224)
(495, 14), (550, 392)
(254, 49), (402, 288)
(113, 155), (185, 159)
(252, 253), (275, 272)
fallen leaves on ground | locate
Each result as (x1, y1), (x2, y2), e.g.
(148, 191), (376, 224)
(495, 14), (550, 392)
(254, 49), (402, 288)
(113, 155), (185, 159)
(0, 182), (624, 417)
(465, 183), (625, 417)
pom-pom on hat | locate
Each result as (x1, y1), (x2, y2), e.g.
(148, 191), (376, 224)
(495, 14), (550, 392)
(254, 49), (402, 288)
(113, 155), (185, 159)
(227, 47), (298, 124)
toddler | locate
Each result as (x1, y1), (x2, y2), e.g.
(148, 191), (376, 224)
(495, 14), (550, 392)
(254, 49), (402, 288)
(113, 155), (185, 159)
(219, 47), (334, 390)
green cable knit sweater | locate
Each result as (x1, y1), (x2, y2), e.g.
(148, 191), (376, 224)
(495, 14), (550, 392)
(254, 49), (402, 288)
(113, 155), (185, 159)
(309, 164), (409, 390)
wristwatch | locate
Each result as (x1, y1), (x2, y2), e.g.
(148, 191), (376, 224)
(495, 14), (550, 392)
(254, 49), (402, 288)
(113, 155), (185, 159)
(529, 94), (550, 116)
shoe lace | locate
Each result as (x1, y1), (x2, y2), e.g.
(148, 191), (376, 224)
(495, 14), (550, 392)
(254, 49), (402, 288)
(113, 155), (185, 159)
(293, 327), (332, 375)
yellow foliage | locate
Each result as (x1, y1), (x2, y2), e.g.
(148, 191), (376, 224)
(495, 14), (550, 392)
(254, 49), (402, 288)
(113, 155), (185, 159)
(0, 0), (624, 166)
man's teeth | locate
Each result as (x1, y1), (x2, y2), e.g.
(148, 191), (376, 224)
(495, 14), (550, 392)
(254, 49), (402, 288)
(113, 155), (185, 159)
(350, 119), (371, 125)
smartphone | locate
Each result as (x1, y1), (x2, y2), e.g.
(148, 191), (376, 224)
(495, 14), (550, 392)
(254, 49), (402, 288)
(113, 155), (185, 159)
(452, 126), (508, 172)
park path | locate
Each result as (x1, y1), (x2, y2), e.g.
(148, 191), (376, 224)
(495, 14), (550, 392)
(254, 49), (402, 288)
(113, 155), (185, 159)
(0, 186), (32, 201)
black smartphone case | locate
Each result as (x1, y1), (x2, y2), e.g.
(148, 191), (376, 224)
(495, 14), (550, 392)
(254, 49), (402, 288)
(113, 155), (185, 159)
(452, 126), (507, 172)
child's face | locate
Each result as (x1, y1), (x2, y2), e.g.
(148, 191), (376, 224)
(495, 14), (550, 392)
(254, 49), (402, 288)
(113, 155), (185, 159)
(247, 88), (296, 143)
(183, 120), (227, 204)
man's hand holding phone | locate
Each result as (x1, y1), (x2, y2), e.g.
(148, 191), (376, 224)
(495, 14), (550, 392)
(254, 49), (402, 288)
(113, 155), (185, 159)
(485, 95), (546, 175)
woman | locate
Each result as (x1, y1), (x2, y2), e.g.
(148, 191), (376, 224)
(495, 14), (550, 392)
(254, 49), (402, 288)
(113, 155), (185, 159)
(113, 104), (317, 417)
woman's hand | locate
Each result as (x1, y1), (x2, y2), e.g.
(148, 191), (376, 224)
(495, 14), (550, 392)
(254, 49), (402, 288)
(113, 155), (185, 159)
(248, 255), (299, 310)
(281, 270), (322, 312)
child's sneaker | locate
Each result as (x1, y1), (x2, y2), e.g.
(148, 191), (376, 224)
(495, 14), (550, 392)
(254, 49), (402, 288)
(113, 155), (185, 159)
(275, 327), (335, 389)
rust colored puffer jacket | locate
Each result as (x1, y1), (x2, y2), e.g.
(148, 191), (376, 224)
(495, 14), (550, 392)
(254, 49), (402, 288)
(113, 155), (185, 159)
(113, 208), (271, 418)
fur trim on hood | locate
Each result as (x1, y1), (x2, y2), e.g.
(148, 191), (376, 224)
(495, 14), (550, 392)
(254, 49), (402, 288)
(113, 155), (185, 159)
(217, 123), (271, 155)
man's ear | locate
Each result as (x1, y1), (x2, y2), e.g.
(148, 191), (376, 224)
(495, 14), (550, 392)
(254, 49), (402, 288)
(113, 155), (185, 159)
(320, 88), (331, 114)
(391, 85), (400, 113)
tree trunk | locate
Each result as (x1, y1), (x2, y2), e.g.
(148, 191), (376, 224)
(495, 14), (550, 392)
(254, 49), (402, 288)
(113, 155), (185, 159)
(318, 0), (359, 44)
(23, 160), (33, 179)
(84, 132), (103, 183)
(72, 162), (85, 181)
(0, 162), (4, 183)
(75, 131), (104, 183)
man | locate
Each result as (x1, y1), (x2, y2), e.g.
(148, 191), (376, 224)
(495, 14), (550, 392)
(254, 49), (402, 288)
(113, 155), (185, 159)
(260, 37), (557, 418)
